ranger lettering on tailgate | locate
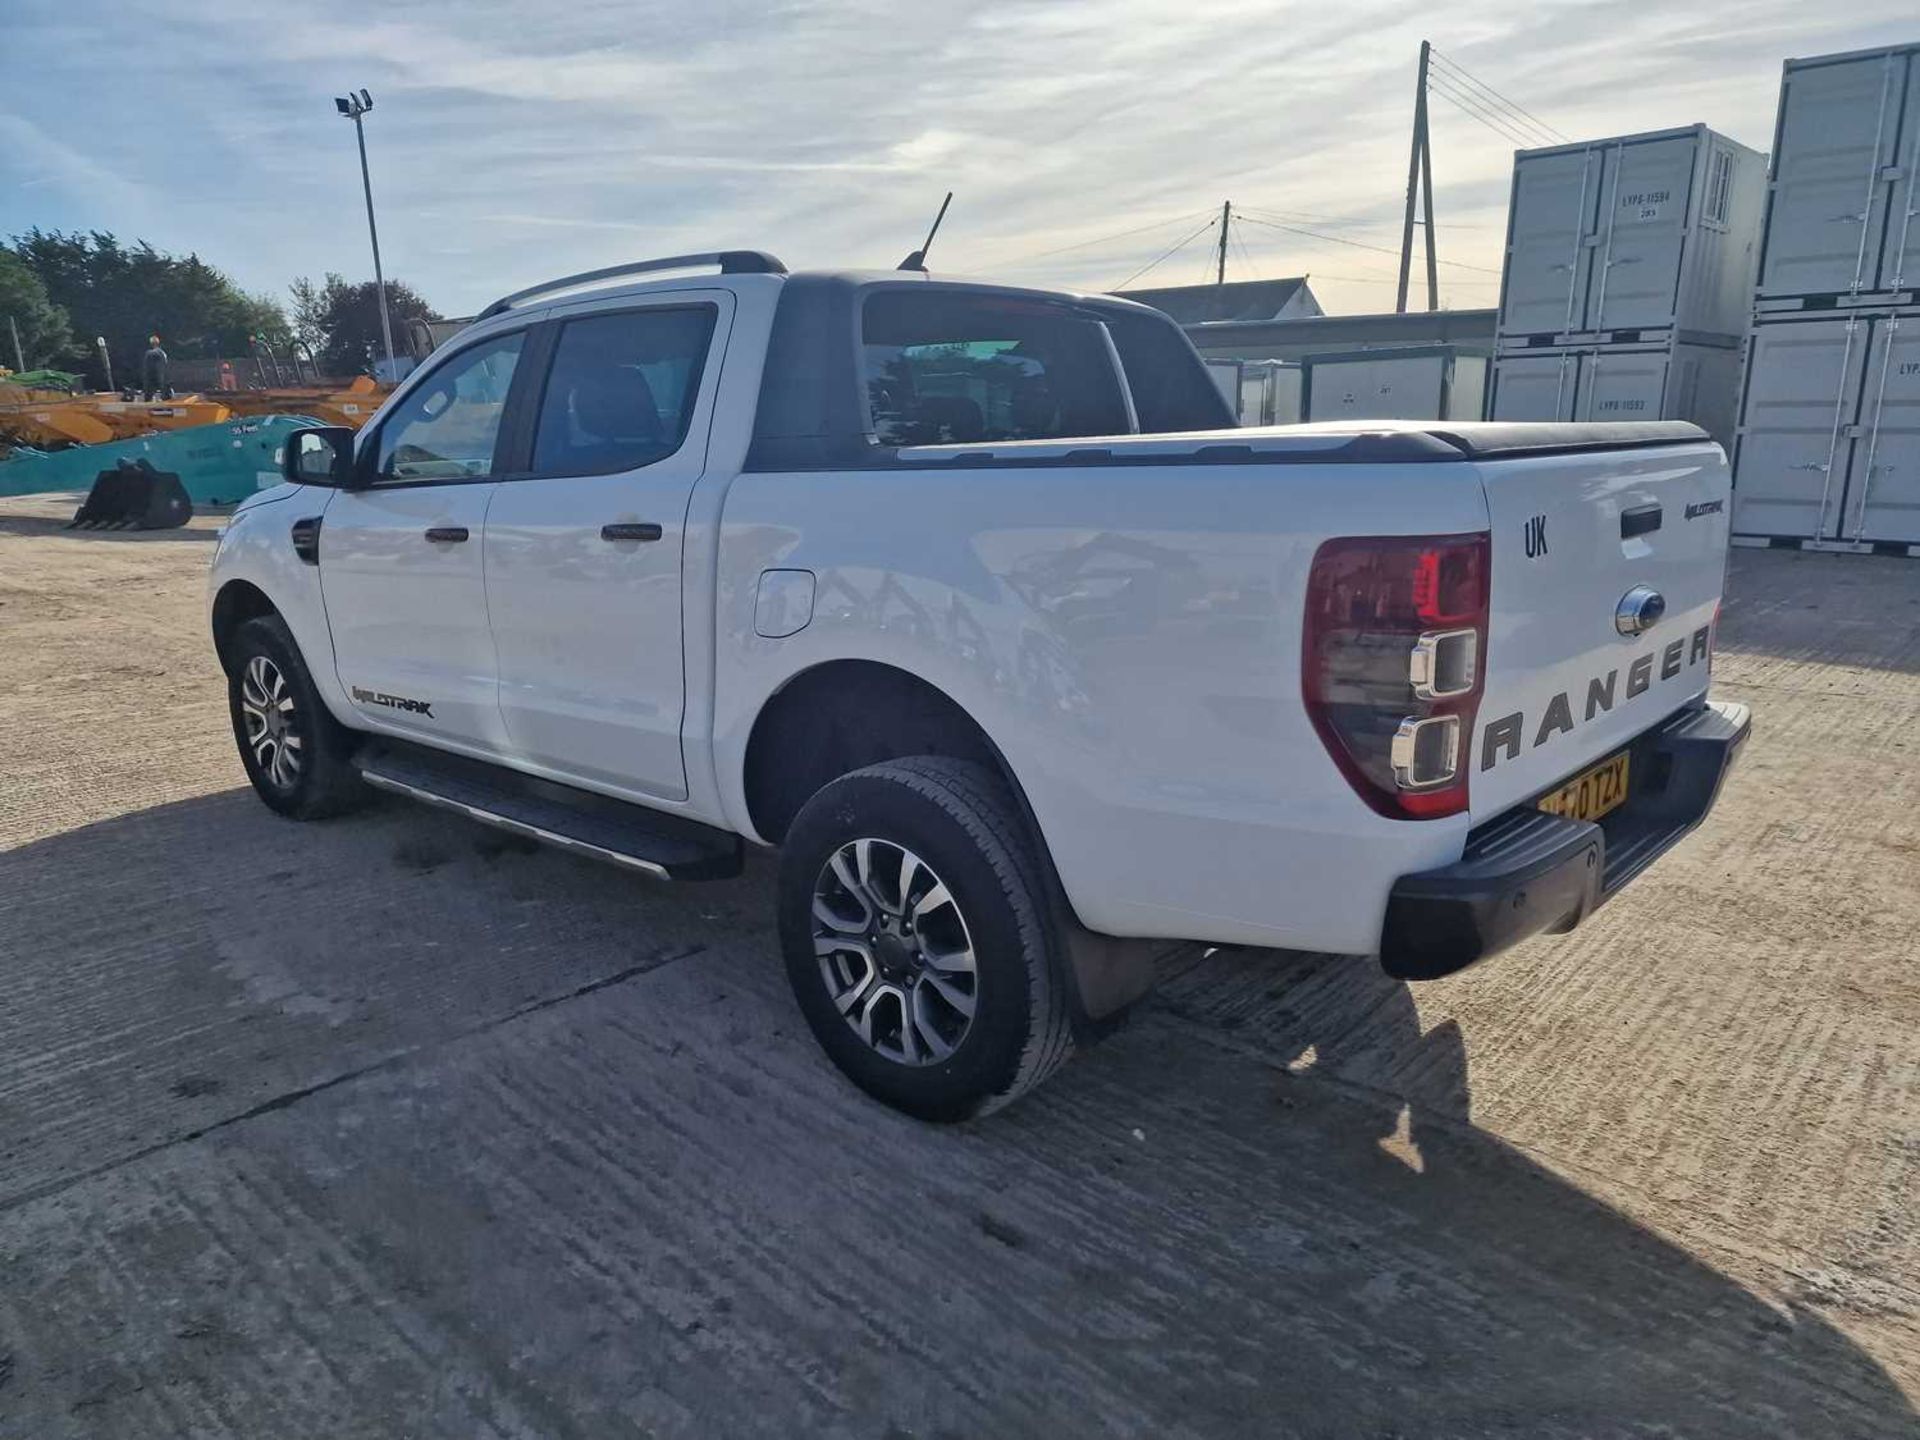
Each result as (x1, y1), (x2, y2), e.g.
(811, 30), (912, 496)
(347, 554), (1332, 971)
(1480, 624), (1712, 771)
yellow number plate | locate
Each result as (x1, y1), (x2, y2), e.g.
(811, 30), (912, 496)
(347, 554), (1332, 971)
(1537, 751), (1631, 823)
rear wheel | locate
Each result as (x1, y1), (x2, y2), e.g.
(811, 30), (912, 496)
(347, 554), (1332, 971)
(227, 614), (366, 819)
(778, 758), (1073, 1120)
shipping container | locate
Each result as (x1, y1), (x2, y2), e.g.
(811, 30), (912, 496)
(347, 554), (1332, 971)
(1235, 359), (1303, 426)
(1731, 309), (1920, 547)
(1300, 346), (1486, 423)
(1497, 125), (1765, 343)
(1489, 338), (1743, 446)
(1755, 44), (1920, 305)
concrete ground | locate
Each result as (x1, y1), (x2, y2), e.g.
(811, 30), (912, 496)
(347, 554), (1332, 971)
(0, 491), (1915, 1439)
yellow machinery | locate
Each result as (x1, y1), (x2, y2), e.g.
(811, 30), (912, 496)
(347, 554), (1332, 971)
(217, 375), (389, 429)
(0, 375), (388, 453)
(0, 387), (232, 447)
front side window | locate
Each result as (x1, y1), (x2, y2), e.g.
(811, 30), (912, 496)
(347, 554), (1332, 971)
(530, 306), (717, 476)
(862, 291), (1132, 446)
(374, 331), (524, 482)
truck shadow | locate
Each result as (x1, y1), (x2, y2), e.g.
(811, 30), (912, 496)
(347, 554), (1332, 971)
(0, 790), (1911, 1436)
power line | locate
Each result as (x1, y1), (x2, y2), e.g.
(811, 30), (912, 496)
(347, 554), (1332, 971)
(1428, 58), (1561, 149)
(1112, 217), (1218, 290)
(1230, 224), (1259, 281)
(1426, 70), (1546, 149)
(1239, 204), (1497, 235)
(1429, 47), (1568, 144)
(1427, 67), (1556, 150)
(997, 209), (1216, 267)
(1235, 212), (1503, 275)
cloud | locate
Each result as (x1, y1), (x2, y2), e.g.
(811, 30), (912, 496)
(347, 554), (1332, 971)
(5, 0), (1919, 317)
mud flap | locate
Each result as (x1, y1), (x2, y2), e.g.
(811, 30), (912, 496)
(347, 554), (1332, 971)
(67, 459), (193, 530)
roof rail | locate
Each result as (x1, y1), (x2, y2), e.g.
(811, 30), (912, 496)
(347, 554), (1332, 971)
(475, 250), (787, 321)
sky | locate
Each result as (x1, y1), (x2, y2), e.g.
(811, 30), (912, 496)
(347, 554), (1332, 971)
(3, 1), (1918, 321)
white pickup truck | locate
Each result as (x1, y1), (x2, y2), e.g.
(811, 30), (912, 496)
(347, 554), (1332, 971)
(209, 250), (1748, 1118)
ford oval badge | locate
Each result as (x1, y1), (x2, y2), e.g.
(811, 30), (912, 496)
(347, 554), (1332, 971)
(1615, 585), (1666, 637)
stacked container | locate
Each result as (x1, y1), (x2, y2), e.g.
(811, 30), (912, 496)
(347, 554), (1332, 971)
(1732, 44), (1920, 551)
(1487, 125), (1766, 446)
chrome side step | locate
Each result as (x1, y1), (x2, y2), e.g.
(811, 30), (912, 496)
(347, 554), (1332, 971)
(359, 768), (672, 878)
(354, 739), (744, 881)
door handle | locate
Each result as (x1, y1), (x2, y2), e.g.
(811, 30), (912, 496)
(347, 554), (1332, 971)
(601, 522), (664, 542)
(424, 526), (469, 543)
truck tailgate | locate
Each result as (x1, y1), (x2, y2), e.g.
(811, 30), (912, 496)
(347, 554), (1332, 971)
(1467, 431), (1731, 822)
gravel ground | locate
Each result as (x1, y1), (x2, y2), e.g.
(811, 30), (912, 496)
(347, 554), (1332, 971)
(0, 491), (1915, 1438)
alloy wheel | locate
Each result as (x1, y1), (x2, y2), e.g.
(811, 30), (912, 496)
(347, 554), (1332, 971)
(811, 838), (979, 1066)
(239, 654), (303, 791)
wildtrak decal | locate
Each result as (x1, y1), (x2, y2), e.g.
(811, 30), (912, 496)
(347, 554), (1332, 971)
(1684, 499), (1725, 519)
(1480, 623), (1711, 772)
(352, 685), (434, 718)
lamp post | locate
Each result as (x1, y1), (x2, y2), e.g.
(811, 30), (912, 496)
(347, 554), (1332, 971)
(334, 88), (397, 380)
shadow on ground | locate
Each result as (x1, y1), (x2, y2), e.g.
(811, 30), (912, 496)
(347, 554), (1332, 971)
(0, 791), (1911, 1435)
(0, 509), (219, 541)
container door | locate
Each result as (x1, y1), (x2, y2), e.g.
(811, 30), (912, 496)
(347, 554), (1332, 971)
(1731, 318), (1870, 538)
(1842, 314), (1920, 543)
(1272, 365), (1302, 425)
(1590, 135), (1699, 332)
(1500, 149), (1602, 337)
(1578, 348), (1668, 423)
(1488, 353), (1578, 421)
(1445, 355), (1488, 421)
(1879, 54), (1920, 291)
(1309, 354), (1446, 421)
(1237, 368), (1266, 425)
(1759, 53), (1906, 298)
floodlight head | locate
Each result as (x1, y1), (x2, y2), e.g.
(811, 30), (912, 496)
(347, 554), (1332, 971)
(335, 96), (352, 115)
(359, 89), (372, 110)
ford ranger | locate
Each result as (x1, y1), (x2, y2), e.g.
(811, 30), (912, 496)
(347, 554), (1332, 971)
(208, 250), (1749, 1118)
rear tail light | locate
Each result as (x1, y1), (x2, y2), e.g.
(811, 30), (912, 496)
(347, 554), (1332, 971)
(1302, 533), (1490, 820)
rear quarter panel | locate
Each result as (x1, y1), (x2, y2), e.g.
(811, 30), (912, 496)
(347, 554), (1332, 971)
(713, 459), (1489, 955)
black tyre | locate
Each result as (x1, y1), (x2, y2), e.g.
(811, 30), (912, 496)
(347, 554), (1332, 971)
(226, 613), (367, 819)
(778, 757), (1073, 1120)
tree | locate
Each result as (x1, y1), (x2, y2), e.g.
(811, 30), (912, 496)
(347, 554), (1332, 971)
(0, 248), (73, 370)
(9, 229), (293, 386)
(290, 272), (439, 377)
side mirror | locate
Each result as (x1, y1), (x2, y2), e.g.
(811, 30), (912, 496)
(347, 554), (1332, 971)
(284, 426), (358, 488)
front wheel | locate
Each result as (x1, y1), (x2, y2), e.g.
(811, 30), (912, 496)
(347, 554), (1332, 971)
(226, 614), (366, 819)
(777, 758), (1073, 1120)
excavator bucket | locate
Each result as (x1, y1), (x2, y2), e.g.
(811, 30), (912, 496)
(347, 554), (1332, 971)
(67, 458), (193, 530)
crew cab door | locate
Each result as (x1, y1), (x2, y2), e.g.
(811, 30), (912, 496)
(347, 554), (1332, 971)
(482, 294), (730, 801)
(320, 328), (530, 750)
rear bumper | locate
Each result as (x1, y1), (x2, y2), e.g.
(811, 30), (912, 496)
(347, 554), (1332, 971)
(1379, 698), (1751, 981)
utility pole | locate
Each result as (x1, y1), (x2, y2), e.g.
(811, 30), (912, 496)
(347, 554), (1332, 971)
(6, 315), (23, 372)
(1216, 200), (1232, 285)
(335, 88), (397, 380)
(1396, 40), (1439, 313)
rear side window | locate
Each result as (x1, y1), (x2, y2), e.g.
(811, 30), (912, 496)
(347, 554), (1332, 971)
(530, 306), (717, 476)
(861, 291), (1131, 446)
